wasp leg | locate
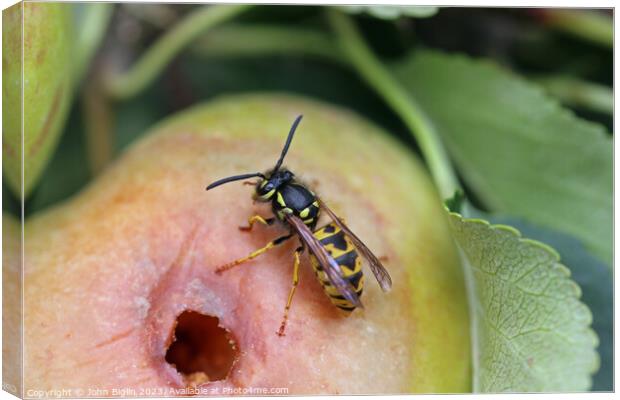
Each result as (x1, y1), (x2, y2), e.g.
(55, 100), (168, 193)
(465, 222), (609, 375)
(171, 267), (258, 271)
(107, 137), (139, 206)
(215, 234), (292, 274)
(239, 214), (275, 232)
(277, 245), (304, 337)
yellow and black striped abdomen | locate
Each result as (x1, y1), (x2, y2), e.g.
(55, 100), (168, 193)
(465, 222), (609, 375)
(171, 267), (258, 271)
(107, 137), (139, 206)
(310, 223), (364, 312)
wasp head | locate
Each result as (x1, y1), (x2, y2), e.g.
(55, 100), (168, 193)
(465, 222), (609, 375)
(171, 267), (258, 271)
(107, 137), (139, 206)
(254, 169), (294, 201)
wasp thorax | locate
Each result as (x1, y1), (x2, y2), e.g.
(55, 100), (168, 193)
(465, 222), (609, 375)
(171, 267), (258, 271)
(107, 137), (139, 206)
(254, 169), (294, 201)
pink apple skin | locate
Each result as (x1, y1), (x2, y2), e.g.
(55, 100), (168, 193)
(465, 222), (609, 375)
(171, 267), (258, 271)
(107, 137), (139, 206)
(18, 94), (471, 395)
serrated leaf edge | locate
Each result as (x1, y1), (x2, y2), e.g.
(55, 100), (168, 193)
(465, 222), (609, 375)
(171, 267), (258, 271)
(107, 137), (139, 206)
(447, 209), (600, 391)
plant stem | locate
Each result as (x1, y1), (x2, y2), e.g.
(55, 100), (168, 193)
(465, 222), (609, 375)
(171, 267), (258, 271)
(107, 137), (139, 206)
(82, 78), (114, 176)
(326, 9), (459, 199)
(542, 9), (613, 49)
(190, 25), (344, 65)
(534, 75), (613, 116)
(105, 4), (251, 100)
(72, 3), (114, 83)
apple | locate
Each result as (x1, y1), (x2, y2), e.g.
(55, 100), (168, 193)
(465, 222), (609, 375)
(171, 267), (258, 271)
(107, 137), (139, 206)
(14, 94), (470, 395)
(2, 2), (73, 196)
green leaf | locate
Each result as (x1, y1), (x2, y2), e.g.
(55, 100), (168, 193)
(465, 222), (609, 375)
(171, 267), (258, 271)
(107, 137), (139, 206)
(481, 215), (612, 391)
(338, 5), (438, 20)
(392, 50), (612, 266)
(444, 189), (465, 213)
(448, 211), (599, 392)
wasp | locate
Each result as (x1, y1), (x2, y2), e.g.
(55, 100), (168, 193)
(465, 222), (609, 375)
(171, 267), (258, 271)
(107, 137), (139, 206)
(206, 115), (392, 336)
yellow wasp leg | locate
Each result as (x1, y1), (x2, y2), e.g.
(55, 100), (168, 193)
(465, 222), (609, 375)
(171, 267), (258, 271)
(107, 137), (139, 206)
(239, 214), (275, 232)
(277, 246), (303, 337)
(215, 234), (291, 274)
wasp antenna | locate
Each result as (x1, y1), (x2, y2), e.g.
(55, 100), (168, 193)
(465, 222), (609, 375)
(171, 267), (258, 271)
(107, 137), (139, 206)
(273, 115), (303, 172)
(206, 172), (265, 191)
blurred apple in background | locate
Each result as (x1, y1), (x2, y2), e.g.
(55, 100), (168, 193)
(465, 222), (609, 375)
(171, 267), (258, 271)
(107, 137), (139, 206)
(2, 2), (74, 196)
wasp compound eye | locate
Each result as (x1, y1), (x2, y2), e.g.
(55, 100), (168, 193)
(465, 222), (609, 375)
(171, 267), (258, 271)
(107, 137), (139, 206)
(256, 181), (276, 201)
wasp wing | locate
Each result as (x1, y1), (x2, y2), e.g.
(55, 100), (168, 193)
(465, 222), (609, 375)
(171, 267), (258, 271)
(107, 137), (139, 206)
(285, 214), (363, 309)
(318, 198), (392, 292)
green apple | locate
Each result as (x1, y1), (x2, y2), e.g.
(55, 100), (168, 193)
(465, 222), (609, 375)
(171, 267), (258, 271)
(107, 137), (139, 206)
(2, 2), (73, 196)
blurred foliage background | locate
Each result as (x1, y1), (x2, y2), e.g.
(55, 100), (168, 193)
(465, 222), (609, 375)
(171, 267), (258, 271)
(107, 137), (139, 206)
(2, 3), (613, 392)
(4, 5), (612, 216)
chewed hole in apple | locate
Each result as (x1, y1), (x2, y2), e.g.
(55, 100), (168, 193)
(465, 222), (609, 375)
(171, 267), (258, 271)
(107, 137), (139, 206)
(165, 311), (239, 386)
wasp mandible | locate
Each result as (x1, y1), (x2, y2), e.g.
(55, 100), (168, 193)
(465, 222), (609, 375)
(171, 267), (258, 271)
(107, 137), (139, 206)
(206, 115), (392, 336)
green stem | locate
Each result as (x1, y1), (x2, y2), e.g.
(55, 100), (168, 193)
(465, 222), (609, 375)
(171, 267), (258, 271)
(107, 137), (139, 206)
(326, 9), (459, 199)
(122, 3), (180, 29)
(190, 25), (344, 65)
(72, 3), (114, 84)
(82, 78), (114, 176)
(534, 75), (613, 116)
(105, 4), (251, 100)
(543, 9), (612, 49)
